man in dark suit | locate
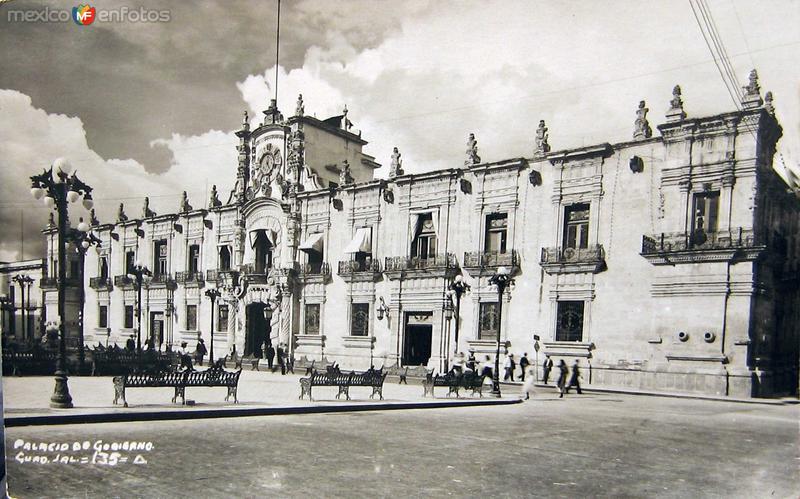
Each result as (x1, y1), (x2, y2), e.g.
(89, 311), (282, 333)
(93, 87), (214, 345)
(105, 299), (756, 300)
(277, 344), (286, 375)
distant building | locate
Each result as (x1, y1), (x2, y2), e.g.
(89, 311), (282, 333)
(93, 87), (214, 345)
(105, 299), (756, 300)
(0, 259), (45, 345)
(42, 74), (799, 397)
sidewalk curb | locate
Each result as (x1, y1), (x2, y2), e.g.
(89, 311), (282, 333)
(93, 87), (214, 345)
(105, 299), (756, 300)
(4, 398), (521, 428)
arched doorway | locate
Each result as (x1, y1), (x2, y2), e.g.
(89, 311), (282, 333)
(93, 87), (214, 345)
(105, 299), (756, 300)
(245, 302), (270, 356)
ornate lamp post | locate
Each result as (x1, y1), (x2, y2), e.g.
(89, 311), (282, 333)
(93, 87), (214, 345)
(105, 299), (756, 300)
(448, 274), (470, 355)
(30, 158), (94, 409)
(204, 288), (221, 364)
(127, 261), (152, 356)
(12, 275), (34, 343)
(488, 266), (514, 398)
(66, 218), (101, 369)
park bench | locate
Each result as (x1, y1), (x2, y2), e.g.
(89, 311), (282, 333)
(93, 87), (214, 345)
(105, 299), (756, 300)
(422, 371), (486, 398)
(91, 349), (176, 376)
(299, 367), (387, 401)
(112, 366), (242, 407)
(297, 356), (335, 376)
(2, 349), (57, 376)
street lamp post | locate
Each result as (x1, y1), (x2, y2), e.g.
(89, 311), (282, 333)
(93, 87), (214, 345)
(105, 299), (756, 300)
(12, 275), (34, 344)
(66, 218), (101, 369)
(127, 262), (152, 356)
(488, 266), (514, 398)
(448, 275), (470, 355)
(205, 288), (221, 365)
(30, 158), (95, 409)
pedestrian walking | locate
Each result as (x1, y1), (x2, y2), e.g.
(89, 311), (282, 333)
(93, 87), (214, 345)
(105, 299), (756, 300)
(266, 343), (275, 372)
(481, 355), (493, 380)
(503, 353), (516, 381)
(519, 353), (530, 382)
(451, 352), (465, 374)
(565, 359), (583, 394)
(556, 359), (569, 398)
(466, 350), (476, 371)
(125, 335), (135, 351)
(287, 350), (295, 374)
(521, 367), (536, 400)
(194, 338), (207, 366)
(178, 341), (193, 371)
(542, 355), (553, 384)
(277, 344), (286, 375)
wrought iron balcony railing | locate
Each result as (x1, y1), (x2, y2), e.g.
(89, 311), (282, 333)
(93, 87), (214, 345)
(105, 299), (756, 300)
(148, 273), (176, 287)
(40, 276), (81, 288)
(298, 262), (331, 276)
(540, 245), (605, 265)
(384, 253), (457, 272)
(175, 271), (204, 284)
(463, 250), (518, 269)
(114, 275), (134, 287)
(337, 257), (381, 275)
(89, 277), (113, 290)
(641, 228), (765, 255)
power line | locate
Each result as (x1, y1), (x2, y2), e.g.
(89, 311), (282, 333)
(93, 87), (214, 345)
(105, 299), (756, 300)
(689, 0), (741, 110)
(698, 0), (743, 99)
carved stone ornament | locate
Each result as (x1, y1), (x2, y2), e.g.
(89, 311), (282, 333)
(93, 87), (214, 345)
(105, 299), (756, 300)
(764, 91), (775, 115)
(142, 197), (156, 218)
(741, 69), (763, 110)
(209, 185), (221, 208)
(629, 156), (644, 173)
(179, 191), (192, 213)
(528, 170), (542, 186)
(465, 133), (481, 166)
(90, 208), (100, 226)
(666, 85), (687, 122)
(296, 94), (304, 117)
(339, 160), (353, 186)
(383, 189), (395, 204)
(117, 203), (128, 222)
(389, 147), (404, 178)
(534, 120), (551, 157)
(633, 100), (652, 139)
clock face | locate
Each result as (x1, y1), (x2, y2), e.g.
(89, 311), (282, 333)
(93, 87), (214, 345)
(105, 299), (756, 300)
(259, 147), (282, 178)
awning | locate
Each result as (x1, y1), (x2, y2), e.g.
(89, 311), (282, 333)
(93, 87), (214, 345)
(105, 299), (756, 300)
(249, 229), (276, 248)
(298, 232), (324, 253)
(343, 227), (372, 253)
(409, 209), (439, 245)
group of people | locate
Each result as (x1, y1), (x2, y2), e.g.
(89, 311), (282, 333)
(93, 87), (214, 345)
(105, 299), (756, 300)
(252, 341), (292, 374)
(450, 350), (583, 400)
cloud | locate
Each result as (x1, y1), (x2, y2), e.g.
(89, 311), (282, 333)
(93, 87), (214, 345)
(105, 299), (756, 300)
(0, 90), (236, 261)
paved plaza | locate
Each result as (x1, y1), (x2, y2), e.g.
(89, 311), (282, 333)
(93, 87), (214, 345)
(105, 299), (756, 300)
(4, 380), (798, 498)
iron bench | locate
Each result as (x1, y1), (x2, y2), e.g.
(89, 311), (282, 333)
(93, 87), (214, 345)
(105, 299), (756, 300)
(92, 350), (175, 376)
(2, 350), (56, 376)
(112, 367), (242, 407)
(299, 368), (387, 401)
(422, 371), (486, 398)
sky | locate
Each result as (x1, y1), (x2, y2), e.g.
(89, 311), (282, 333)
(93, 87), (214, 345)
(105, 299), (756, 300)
(0, 0), (798, 262)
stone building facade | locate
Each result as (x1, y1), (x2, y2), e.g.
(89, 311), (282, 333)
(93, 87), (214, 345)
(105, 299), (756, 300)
(0, 259), (45, 344)
(43, 74), (799, 398)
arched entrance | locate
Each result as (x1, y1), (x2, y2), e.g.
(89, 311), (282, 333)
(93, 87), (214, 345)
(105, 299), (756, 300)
(245, 302), (270, 356)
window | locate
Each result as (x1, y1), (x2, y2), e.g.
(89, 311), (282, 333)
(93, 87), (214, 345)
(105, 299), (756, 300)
(556, 301), (584, 342)
(99, 257), (109, 280)
(219, 246), (231, 271)
(479, 302), (500, 340)
(99, 305), (108, 328)
(484, 213), (508, 254)
(412, 214), (437, 259)
(154, 240), (168, 276)
(217, 304), (228, 332)
(692, 191), (720, 234)
(125, 250), (135, 274)
(186, 304), (197, 331)
(305, 304), (321, 334)
(350, 303), (369, 337)
(564, 204), (590, 249)
(69, 259), (80, 279)
(188, 244), (200, 274)
(124, 305), (134, 329)
(307, 250), (323, 273)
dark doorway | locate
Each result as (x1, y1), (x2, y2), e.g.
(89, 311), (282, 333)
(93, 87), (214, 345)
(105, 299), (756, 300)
(254, 232), (273, 274)
(149, 312), (164, 348)
(245, 303), (270, 356)
(403, 324), (432, 367)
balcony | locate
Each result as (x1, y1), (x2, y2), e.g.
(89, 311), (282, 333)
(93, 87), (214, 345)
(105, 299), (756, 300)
(176, 271), (205, 286)
(462, 250), (519, 276)
(40, 276), (80, 289)
(89, 277), (113, 291)
(384, 253), (458, 280)
(114, 275), (134, 288)
(147, 273), (177, 289)
(641, 228), (766, 265)
(337, 257), (381, 283)
(540, 245), (606, 274)
(297, 262), (331, 284)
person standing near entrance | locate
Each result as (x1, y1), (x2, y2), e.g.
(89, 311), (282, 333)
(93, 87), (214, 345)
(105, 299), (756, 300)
(519, 353), (530, 382)
(178, 341), (193, 371)
(195, 338), (207, 366)
(126, 335), (135, 351)
(503, 353), (516, 381)
(556, 359), (569, 398)
(266, 343), (275, 372)
(565, 359), (583, 394)
(542, 355), (554, 384)
(277, 343), (286, 375)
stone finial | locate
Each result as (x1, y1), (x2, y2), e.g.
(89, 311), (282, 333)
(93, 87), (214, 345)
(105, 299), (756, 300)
(179, 191), (192, 213)
(241, 110), (250, 131)
(90, 208), (100, 226)
(142, 197), (156, 218)
(741, 69), (763, 109)
(296, 94), (304, 117)
(666, 85), (687, 122)
(263, 99), (283, 125)
(764, 91), (775, 115)
(47, 212), (56, 228)
(209, 185), (221, 208)
(465, 133), (481, 166)
(117, 203), (128, 222)
(341, 105), (352, 130)
(534, 120), (551, 157)
(389, 147), (404, 178)
(633, 100), (652, 139)
(339, 160), (353, 186)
